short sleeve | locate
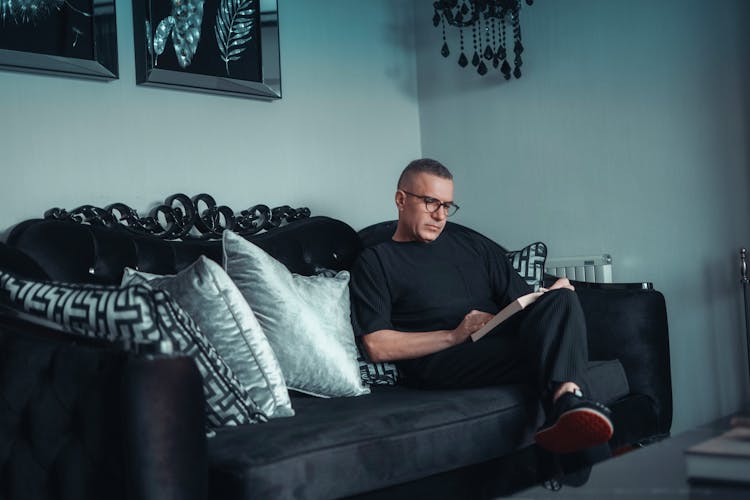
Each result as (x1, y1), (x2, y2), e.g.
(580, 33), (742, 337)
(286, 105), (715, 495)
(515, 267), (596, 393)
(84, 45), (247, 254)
(477, 234), (533, 305)
(349, 248), (394, 336)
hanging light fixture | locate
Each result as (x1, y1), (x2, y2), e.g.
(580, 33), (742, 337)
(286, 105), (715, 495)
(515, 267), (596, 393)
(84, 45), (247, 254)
(433, 0), (534, 79)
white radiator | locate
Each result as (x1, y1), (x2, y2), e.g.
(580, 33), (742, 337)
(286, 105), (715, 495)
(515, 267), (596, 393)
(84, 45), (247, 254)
(545, 254), (613, 283)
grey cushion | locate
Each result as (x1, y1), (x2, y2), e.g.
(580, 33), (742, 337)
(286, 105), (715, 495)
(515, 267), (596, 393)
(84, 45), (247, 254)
(586, 359), (630, 404)
(222, 230), (369, 398)
(316, 267), (399, 387)
(122, 257), (294, 419)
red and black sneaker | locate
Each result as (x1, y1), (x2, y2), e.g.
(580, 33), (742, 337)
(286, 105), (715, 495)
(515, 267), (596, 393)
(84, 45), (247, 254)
(534, 391), (614, 455)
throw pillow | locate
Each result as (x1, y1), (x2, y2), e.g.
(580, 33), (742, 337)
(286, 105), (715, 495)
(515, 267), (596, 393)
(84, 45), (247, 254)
(355, 339), (400, 386)
(222, 230), (370, 398)
(121, 267), (162, 284)
(0, 269), (265, 428)
(315, 266), (400, 387)
(122, 258), (294, 418)
(507, 242), (547, 291)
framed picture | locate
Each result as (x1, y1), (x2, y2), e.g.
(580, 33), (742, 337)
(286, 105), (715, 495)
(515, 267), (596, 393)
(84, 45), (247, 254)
(0, 0), (118, 80)
(132, 0), (281, 100)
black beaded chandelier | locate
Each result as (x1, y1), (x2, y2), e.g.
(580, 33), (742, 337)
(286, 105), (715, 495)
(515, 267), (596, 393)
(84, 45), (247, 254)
(433, 0), (534, 79)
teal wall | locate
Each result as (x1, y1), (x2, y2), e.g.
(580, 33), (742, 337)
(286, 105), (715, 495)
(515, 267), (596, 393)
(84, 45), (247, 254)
(0, 0), (421, 234)
(415, 0), (750, 432)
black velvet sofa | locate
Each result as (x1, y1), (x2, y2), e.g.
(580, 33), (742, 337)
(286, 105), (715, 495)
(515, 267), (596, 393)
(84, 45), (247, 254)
(0, 196), (673, 499)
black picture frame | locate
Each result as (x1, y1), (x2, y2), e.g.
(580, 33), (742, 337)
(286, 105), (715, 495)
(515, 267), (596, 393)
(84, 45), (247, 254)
(0, 0), (118, 80)
(132, 0), (281, 100)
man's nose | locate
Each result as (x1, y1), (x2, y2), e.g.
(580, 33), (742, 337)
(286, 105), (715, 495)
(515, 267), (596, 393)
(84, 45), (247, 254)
(432, 208), (447, 221)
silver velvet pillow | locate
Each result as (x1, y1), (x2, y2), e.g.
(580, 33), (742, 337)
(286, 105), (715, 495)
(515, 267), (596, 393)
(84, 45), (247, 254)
(222, 230), (370, 398)
(122, 257), (294, 418)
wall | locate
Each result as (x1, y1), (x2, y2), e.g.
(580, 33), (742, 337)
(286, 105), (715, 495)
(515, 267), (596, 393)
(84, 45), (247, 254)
(415, 0), (750, 432)
(0, 0), (421, 235)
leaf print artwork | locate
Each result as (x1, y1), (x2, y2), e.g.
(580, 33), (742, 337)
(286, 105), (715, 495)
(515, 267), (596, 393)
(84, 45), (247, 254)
(132, 0), (279, 98)
(1, 0), (90, 46)
(152, 15), (175, 65)
(172, 0), (204, 68)
(214, 0), (255, 76)
(0, 0), (90, 24)
(1, 0), (63, 23)
(147, 0), (204, 69)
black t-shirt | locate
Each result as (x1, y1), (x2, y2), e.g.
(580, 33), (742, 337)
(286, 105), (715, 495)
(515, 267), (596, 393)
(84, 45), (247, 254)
(349, 227), (532, 335)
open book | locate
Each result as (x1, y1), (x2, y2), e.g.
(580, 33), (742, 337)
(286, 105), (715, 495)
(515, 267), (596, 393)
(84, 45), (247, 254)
(470, 291), (545, 342)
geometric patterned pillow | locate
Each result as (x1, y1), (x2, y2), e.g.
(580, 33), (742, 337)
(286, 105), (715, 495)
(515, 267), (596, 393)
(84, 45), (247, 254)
(148, 287), (268, 427)
(355, 338), (399, 386)
(506, 241), (547, 291)
(0, 269), (266, 429)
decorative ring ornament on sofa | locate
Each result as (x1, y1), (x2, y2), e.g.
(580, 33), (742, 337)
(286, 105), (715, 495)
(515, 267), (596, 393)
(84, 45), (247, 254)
(44, 193), (311, 240)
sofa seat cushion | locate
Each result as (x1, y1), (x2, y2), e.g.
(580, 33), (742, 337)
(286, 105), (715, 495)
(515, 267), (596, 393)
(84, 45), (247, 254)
(206, 358), (629, 499)
(207, 384), (539, 499)
(587, 359), (629, 404)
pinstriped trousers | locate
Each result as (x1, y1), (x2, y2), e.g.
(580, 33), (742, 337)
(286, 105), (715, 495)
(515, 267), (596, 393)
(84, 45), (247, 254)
(397, 289), (590, 401)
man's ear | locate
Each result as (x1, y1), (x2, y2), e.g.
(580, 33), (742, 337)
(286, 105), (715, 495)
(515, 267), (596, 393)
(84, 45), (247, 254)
(395, 190), (406, 211)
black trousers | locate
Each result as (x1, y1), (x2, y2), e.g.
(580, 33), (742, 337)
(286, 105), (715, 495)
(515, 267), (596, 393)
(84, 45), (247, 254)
(398, 289), (590, 403)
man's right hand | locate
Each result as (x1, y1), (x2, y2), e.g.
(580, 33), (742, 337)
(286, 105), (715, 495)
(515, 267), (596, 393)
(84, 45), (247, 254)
(452, 310), (495, 344)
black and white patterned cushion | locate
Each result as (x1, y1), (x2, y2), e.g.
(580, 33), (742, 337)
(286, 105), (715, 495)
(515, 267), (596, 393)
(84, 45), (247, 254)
(506, 242), (547, 291)
(0, 269), (265, 428)
(355, 339), (399, 386)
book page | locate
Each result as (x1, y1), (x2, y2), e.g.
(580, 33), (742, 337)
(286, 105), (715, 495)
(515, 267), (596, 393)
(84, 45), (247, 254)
(470, 291), (544, 342)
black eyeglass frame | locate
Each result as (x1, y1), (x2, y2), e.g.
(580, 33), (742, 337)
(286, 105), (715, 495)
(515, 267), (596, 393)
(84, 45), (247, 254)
(400, 190), (460, 217)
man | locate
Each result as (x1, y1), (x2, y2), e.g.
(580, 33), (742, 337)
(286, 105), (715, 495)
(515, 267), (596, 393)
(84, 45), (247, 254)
(349, 158), (613, 455)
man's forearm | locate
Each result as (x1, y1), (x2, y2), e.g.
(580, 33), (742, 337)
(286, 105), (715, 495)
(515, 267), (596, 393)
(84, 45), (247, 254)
(362, 309), (494, 362)
(362, 328), (460, 363)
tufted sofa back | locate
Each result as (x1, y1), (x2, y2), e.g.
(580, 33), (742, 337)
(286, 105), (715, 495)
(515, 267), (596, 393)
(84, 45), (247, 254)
(5, 216), (362, 284)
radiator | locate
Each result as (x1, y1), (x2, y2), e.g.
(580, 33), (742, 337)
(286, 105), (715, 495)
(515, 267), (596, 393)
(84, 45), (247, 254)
(545, 254), (613, 283)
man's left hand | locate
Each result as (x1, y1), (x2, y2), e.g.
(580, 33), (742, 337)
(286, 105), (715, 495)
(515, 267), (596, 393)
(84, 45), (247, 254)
(540, 278), (575, 292)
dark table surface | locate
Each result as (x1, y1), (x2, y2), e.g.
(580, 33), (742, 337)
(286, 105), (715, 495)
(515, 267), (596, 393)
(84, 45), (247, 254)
(508, 415), (750, 499)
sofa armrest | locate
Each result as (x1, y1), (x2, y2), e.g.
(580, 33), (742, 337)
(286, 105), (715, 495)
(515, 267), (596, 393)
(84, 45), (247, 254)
(0, 314), (208, 500)
(573, 284), (672, 437)
(123, 355), (208, 500)
(543, 274), (653, 291)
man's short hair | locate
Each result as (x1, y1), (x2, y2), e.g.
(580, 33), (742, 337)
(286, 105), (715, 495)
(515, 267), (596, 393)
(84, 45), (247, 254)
(397, 158), (453, 189)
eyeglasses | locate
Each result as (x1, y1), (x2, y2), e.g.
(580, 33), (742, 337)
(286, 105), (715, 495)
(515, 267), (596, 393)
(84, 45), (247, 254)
(401, 190), (460, 217)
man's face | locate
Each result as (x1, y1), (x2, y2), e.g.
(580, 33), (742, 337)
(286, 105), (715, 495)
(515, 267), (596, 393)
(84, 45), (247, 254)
(394, 173), (455, 243)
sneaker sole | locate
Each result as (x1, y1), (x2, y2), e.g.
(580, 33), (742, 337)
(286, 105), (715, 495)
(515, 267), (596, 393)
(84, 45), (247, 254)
(534, 407), (614, 454)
